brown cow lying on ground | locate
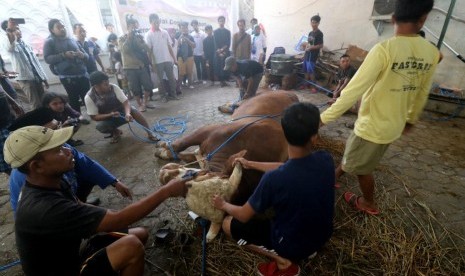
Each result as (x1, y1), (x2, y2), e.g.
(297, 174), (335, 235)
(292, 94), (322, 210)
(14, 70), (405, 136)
(154, 91), (299, 240)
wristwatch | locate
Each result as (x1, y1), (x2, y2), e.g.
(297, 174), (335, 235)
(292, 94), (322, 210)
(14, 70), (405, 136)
(111, 179), (118, 187)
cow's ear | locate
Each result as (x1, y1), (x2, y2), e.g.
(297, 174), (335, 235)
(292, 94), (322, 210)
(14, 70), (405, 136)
(222, 150), (247, 175)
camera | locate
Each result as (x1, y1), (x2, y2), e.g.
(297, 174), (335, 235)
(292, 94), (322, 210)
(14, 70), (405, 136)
(11, 18), (25, 24)
(65, 118), (80, 127)
(131, 29), (142, 36)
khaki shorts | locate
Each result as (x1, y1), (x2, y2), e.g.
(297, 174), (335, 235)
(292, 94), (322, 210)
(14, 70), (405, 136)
(341, 132), (390, 175)
(177, 56), (194, 77)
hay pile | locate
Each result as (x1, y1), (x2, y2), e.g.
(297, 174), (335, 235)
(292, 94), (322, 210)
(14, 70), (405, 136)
(145, 136), (465, 275)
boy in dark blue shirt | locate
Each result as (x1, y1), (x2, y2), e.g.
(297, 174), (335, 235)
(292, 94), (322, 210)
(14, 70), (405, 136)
(213, 102), (335, 276)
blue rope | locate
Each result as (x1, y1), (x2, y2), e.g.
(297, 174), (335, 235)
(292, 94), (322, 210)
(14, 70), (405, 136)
(224, 96), (244, 114)
(231, 113), (281, 121)
(316, 102), (329, 109)
(154, 116), (188, 140)
(121, 114), (188, 142)
(0, 260), (21, 272)
(166, 141), (179, 160)
(198, 218), (209, 276)
(153, 116), (188, 160)
(206, 114), (279, 161)
(298, 79), (334, 96)
(122, 114), (187, 159)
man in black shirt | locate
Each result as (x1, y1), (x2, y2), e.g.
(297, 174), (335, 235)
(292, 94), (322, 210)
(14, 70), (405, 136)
(4, 126), (189, 276)
(224, 56), (263, 100)
(203, 25), (216, 85)
(331, 54), (357, 100)
(303, 15), (323, 85)
(214, 16), (231, 87)
(328, 54), (359, 116)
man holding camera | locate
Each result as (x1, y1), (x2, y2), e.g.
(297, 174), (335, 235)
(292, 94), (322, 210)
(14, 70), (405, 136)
(3, 18), (49, 109)
(177, 21), (195, 89)
(119, 16), (154, 112)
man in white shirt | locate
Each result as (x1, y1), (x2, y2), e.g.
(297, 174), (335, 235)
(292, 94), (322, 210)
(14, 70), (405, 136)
(145, 13), (179, 102)
(251, 25), (266, 64)
(190, 20), (206, 84)
(84, 71), (157, 143)
(246, 18), (258, 36)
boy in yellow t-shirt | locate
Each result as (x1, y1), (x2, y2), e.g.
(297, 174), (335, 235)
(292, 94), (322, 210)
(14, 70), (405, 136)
(320, 0), (440, 215)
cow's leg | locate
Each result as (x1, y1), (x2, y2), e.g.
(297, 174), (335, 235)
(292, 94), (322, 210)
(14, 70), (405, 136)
(206, 222), (222, 243)
(154, 146), (200, 163)
(172, 124), (219, 151)
(154, 125), (219, 161)
(176, 152), (197, 163)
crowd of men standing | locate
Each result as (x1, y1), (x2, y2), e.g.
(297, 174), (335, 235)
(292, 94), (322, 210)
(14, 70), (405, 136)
(101, 14), (267, 109)
(0, 14), (267, 175)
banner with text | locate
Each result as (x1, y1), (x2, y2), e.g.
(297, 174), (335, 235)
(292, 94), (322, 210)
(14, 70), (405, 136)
(115, 0), (232, 33)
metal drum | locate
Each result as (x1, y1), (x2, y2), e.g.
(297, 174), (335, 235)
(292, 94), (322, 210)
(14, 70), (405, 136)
(270, 54), (295, 76)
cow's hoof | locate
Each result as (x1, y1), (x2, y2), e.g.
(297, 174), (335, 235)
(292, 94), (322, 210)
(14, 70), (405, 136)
(154, 148), (172, 160)
(156, 141), (167, 148)
(158, 163), (183, 184)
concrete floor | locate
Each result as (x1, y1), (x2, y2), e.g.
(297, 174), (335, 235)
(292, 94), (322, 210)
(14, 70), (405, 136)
(1, 79), (464, 275)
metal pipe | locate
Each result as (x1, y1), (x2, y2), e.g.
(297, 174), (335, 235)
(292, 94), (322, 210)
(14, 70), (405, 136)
(423, 25), (465, 63)
(437, 0), (456, 50)
(433, 6), (465, 24)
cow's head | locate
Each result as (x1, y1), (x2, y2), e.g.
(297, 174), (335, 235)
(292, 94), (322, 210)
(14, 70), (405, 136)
(158, 153), (246, 242)
(159, 150), (248, 184)
(159, 163), (204, 184)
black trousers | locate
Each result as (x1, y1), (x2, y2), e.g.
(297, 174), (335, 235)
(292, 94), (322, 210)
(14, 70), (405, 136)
(194, 55), (207, 81)
(60, 76), (90, 113)
(215, 53), (229, 82)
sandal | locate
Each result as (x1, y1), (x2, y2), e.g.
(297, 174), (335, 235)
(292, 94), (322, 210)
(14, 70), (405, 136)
(68, 139), (84, 147)
(343, 191), (380, 215)
(110, 129), (122, 144)
(147, 135), (160, 142)
(104, 129), (122, 139)
(110, 135), (120, 144)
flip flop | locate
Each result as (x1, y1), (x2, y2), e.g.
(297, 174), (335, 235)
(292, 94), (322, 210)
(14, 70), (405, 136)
(343, 191), (380, 215)
(110, 135), (120, 144)
(109, 129), (123, 144)
(104, 129), (123, 139)
(147, 135), (160, 142)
